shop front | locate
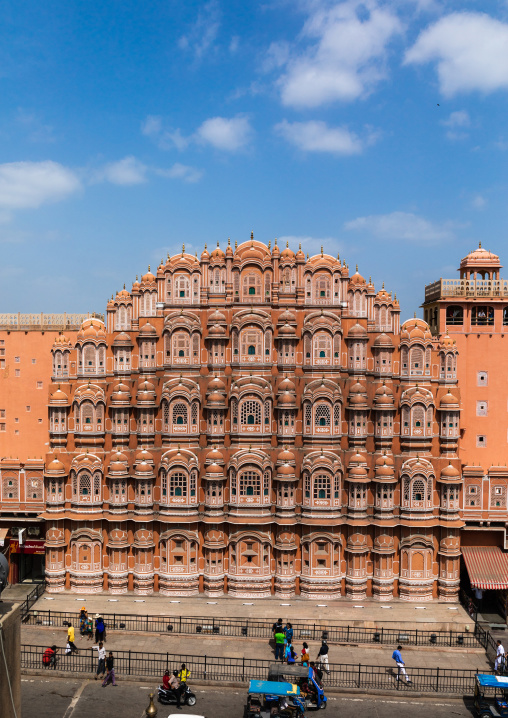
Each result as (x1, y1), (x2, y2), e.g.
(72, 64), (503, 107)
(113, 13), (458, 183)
(2, 525), (45, 584)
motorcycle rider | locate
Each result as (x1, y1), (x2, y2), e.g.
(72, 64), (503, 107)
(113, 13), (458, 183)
(171, 669), (183, 707)
(162, 670), (171, 691)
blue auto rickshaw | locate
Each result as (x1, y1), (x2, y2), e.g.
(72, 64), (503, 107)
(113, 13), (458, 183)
(267, 664), (327, 710)
(246, 679), (306, 718)
(474, 674), (508, 717)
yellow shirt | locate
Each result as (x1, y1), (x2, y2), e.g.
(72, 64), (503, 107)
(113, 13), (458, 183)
(67, 626), (74, 642)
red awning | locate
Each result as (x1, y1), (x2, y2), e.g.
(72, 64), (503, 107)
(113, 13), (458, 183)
(462, 546), (508, 590)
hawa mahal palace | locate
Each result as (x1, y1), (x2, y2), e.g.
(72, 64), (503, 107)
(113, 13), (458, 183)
(1, 235), (507, 603)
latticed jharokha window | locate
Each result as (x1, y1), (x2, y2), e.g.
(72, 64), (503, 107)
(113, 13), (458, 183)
(173, 332), (190, 359)
(314, 332), (331, 361)
(315, 404), (330, 427)
(242, 271), (262, 299)
(241, 329), (262, 357)
(240, 399), (262, 425)
(170, 472), (187, 497)
(313, 473), (331, 499)
(239, 470), (261, 496)
(314, 273), (330, 301)
(172, 402), (188, 425)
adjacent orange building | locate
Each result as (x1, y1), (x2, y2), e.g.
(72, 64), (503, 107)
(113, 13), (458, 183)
(0, 238), (505, 604)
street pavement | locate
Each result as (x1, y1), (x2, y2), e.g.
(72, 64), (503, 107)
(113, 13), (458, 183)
(21, 588), (473, 631)
(21, 623), (490, 673)
(21, 676), (476, 718)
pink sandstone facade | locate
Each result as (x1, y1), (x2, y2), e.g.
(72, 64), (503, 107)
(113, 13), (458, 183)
(32, 237), (463, 599)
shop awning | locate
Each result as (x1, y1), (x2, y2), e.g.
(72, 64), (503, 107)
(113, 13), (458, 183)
(462, 546), (508, 590)
(0, 529), (8, 547)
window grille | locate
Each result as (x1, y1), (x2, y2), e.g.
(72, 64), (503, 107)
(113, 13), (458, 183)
(411, 478), (425, 504)
(79, 473), (91, 498)
(93, 472), (101, 498)
(163, 402), (169, 429)
(333, 404), (341, 427)
(313, 473), (331, 499)
(191, 402), (198, 425)
(241, 329), (261, 357)
(170, 472), (187, 497)
(172, 402), (188, 425)
(314, 332), (331, 361)
(315, 404), (330, 427)
(190, 471), (197, 497)
(240, 399), (261, 425)
(239, 470), (261, 496)
(263, 470), (270, 496)
(304, 403), (312, 427)
(264, 400), (271, 426)
(173, 332), (189, 359)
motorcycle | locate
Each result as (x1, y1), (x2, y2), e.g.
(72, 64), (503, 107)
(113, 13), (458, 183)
(157, 683), (197, 707)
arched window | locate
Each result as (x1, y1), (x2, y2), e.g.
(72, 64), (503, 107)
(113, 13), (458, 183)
(172, 402), (188, 426)
(411, 405), (425, 435)
(239, 470), (261, 496)
(241, 328), (262, 359)
(314, 473), (331, 499)
(248, 345), (255, 355)
(172, 332), (190, 362)
(170, 472), (187, 498)
(174, 274), (190, 301)
(446, 305), (463, 326)
(410, 346), (424, 375)
(315, 404), (330, 429)
(472, 305), (494, 326)
(242, 272), (262, 301)
(313, 332), (331, 364)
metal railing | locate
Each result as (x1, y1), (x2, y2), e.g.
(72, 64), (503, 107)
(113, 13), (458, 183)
(23, 609), (483, 649)
(21, 643), (487, 695)
(20, 583), (47, 619)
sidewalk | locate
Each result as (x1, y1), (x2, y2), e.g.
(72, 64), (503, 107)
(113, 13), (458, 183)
(33, 591), (474, 632)
(21, 624), (490, 673)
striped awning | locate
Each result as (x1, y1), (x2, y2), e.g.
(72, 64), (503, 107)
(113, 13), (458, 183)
(462, 546), (508, 590)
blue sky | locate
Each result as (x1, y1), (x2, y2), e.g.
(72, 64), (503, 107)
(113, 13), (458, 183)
(1, 0), (508, 317)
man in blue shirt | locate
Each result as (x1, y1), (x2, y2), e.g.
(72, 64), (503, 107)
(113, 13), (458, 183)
(392, 645), (411, 683)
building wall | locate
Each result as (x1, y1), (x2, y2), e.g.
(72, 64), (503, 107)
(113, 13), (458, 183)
(38, 239), (462, 601)
(0, 602), (21, 718)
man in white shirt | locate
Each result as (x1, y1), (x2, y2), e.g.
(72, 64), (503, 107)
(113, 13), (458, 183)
(93, 641), (106, 680)
(495, 640), (506, 674)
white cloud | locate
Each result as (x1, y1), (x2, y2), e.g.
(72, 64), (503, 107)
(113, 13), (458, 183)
(405, 12), (508, 96)
(345, 211), (455, 242)
(96, 156), (148, 186)
(0, 160), (81, 209)
(141, 115), (162, 138)
(279, 235), (343, 256)
(441, 109), (470, 140)
(275, 119), (367, 155)
(141, 114), (252, 152)
(178, 1), (220, 62)
(274, 2), (403, 108)
(472, 194), (487, 209)
(196, 115), (253, 151)
(156, 163), (204, 183)
(229, 35), (239, 54)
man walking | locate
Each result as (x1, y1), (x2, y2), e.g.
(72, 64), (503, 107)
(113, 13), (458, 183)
(392, 645), (411, 684)
(495, 640), (506, 674)
(93, 641), (106, 680)
(317, 640), (330, 675)
(274, 625), (286, 662)
(67, 624), (78, 654)
(102, 652), (117, 687)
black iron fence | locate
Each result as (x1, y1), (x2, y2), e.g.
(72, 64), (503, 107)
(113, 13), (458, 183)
(21, 643), (487, 695)
(20, 583), (46, 619)
(23, 609), (483, 649)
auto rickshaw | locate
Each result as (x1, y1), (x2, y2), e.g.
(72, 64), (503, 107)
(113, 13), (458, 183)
(473, 674), (508, 717)
(246, 679), (305, 718)
(267, 664), (327, 710)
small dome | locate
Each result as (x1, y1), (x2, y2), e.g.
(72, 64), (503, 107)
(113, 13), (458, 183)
(207, 376), (226, 392)
(50, 388), (69, 404)
(278, 391), (296, 406)
(277, 448), (295, 464)
(211, 243), (225, 261)
(348, 465), (368, 479)
(135, 449), (153, 464)
(138, 322), (157, 336)
(277, 309), (296, 325)
(349, 267), (366, 286)
(135, 461), (153, 475)
(141, 268), (156, 283)
(206, 462), (224, 475)
(113, 332), (133, 346)
(295, 244), (305, 261)
(440, 390), (459, 408)
(278, 322), (296, 336)
(277, 463), (295, 477)
(278, 376), (296, 393)
(271, 240), (280, 257)
(439, 334), (455, 348)
(208, 309), (227, 325)
(205, 448), (224, 464)
(207, 391), (226, 405)
(46, 458), (65, 474)
(401, 318), (432, 342)
(52, 334), (72, 347)
(373, 333), (393, 348)
(375, 453), (394, 467)
(110, 450), (128, 463)
(348, 322), (368, 338)
(441, 463), (461, 479)
(200, 246), (210, 261)
(374, 383), (394, 405)
(375, 464), (395, 478)
(208, 323), (226, 336)
(78, 317), (106, 342)
(280, 241), (295, 260)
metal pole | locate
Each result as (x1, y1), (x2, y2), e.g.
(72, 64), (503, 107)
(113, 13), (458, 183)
(358, 663), (361, 688)
(204, 654), (207, 680)
(436, 666), (439, 692)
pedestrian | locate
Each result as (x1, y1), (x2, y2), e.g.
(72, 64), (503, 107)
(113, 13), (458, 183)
(95, 614), (105, 643)
(272, 617), (283, 640)
(86, 616), (94, 641)
(392, 645), (411, 684)
(79, 607), (88, 638)
(42, 645), (58, 669)
(285, 642), (296, 664)
(301, 642), (310, 667)
(495, 640), (506, 674)
(102, 652), (117, 687)
(317, 640), (330, 675)
(284, 622), (293, 646)
(67, 624), (78, 653)
(93, 641), (106, 680)
(474, 587), (484, 611)
(274, 625), (286, 662)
